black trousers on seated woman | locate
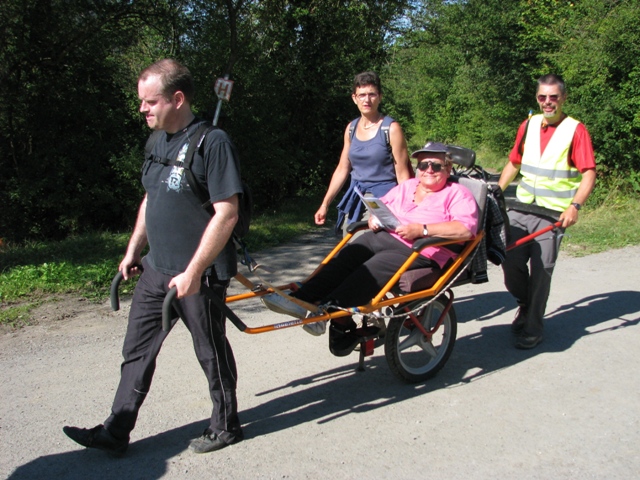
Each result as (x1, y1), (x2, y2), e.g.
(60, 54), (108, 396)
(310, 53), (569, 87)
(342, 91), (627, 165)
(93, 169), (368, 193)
(292, 230), (436, 308)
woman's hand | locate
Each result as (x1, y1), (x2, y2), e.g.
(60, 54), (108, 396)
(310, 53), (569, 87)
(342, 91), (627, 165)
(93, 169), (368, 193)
(314, 205), (328, 225)
(394, 223), (423, 240)
(368, 216), (383, 231)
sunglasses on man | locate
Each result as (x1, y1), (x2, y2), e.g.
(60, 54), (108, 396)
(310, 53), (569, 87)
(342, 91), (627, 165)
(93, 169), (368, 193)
(417, 161), (445, 172)
(537, 94), (560, 102)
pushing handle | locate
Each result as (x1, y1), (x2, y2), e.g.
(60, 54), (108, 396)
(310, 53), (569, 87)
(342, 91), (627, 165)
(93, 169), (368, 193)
(159, 285), (247, 333)
(162, 287), (178, 332)
(506, 221), (563, 251)
(109, 264), (143, 311)
(110, 271), (124, 311)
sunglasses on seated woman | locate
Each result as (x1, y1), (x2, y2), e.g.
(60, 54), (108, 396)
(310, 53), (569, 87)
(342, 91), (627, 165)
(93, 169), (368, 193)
(417, 161), (445, 172)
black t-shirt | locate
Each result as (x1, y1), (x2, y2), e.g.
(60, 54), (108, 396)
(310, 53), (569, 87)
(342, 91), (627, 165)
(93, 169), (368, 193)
(142, 119), (243, 280)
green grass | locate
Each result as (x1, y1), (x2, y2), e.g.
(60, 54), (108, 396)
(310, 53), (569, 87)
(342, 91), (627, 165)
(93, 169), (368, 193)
(244, 196), (332, 252)
(2, 188), (639, 328)
(0, 193), (331, 327)
(562, 192), (640, 256)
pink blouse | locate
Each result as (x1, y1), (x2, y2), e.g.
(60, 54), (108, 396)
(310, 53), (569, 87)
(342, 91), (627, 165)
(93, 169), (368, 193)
(380, 178), (479, 268)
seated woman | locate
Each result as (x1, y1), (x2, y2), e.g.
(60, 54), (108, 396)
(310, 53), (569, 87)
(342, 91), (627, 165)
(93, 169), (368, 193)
(262, 142), (479, 354)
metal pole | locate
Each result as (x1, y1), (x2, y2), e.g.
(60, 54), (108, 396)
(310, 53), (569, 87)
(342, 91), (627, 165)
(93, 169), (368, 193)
(213, 74), (231, 126)
(213, 99), (223, 126)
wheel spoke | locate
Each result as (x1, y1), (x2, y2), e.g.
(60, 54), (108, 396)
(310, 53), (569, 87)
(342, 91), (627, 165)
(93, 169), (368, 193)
(420, 340), (438, 358)
(422, 303), (435, 329)
(397, 328), (422, 351)
(385, 297), (457, 383)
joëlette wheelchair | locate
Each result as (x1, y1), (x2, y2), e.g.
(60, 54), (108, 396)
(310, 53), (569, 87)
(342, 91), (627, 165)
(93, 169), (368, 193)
(111, 146), (562, 384)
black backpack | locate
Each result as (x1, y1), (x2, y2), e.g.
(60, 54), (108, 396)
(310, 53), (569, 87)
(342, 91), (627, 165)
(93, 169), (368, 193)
(144, 122), (253, 240)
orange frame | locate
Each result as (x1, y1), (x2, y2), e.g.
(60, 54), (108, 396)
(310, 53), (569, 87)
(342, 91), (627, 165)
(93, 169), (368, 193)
(224, 226), (485, 335)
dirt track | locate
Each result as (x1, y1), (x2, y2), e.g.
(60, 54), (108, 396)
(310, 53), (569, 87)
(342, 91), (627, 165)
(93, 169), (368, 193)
(1, 227), (640, 479)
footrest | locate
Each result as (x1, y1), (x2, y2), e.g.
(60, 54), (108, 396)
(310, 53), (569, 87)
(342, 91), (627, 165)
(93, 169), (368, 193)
(353, 326), (380, 340)
(329, 325), (380, 358)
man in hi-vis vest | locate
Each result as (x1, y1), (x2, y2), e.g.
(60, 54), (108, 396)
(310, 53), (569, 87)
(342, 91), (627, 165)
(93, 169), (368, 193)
(498, 74), (596, 349)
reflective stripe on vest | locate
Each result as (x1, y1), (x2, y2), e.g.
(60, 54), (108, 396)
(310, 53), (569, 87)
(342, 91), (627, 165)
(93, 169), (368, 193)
(516, 114), (581, 212)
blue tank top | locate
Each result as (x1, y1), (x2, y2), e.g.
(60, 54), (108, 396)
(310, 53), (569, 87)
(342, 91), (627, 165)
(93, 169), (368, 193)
(349, 116), (396, 183)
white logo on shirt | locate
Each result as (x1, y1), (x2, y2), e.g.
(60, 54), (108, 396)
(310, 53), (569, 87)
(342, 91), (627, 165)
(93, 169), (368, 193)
(166, 142), (189, 192)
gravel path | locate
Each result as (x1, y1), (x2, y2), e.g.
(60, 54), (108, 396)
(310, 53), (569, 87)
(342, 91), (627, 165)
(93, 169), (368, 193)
(2, 228), (639, 479)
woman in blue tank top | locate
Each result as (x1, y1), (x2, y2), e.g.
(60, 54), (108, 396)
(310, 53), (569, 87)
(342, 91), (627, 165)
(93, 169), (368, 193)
(314, 71), (412, 236)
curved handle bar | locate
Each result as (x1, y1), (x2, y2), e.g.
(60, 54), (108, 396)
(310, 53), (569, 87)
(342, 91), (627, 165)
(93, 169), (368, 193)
(112, 271), (245, 333)
(162, 287), (178, 332)
(109, 264), (143, 312)
(160, 285), (247, 333)
(110, 271), (124, 311)
(346, 220), (369, 234)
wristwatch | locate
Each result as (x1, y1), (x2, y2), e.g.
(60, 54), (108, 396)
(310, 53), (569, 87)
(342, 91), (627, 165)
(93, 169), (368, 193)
(571, 202), (582, 211)
(423, 224), (429, 237)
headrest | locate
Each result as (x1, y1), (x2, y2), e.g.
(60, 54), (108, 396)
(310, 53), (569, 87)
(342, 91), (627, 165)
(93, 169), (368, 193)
(447, 145), (476, 168)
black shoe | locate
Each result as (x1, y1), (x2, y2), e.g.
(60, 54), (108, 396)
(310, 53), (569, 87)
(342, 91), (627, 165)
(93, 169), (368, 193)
(63, 424), (129, 456)
(515, 334), (543, 350)
(511, 323), (525, 336)
(511, 307), (527, 335)
(328, 318), (359, 357)
(189, 428), (243, 454)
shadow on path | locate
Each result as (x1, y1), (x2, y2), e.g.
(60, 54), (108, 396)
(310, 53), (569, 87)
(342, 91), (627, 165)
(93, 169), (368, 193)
(239, 289), (640, 437)
(9, 286), (638, 478)
(9, 421), (208, 480)
(441, 289), (640, 383)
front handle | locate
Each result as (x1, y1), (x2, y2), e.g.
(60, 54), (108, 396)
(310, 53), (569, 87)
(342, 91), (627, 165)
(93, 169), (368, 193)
(110, 271), (124, 311)
(162, 286), (178, 332)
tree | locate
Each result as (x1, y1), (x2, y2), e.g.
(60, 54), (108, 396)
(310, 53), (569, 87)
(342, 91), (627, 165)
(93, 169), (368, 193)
(183, 0), (410, 206)
(386, 0), (640, 185)
(1, 0), (410, 241)
(0, 0), (182, 240)
(552, 0), (640, 178)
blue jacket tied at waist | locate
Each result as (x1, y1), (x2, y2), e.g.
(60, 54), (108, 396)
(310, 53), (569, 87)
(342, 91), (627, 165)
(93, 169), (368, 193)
(335, 178), (397, 235)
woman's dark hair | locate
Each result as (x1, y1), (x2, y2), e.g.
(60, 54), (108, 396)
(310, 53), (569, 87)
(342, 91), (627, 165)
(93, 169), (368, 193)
(352, 71), (382, 95)
(138, 59), (195, 103)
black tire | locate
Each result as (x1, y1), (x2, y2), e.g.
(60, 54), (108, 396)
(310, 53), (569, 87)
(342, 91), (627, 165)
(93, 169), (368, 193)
(384, 297), (457, 383)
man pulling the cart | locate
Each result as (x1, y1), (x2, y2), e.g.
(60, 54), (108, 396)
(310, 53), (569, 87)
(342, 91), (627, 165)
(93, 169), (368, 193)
(498, 74), (596, 349)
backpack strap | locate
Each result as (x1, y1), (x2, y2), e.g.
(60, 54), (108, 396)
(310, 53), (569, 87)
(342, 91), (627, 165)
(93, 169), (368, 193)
(181, 123), (217, 215)
(144, 123), (217, 212)
(380, 115), (393, 154)
(348, 117), (359, 142)
(348, 116), (392, 154)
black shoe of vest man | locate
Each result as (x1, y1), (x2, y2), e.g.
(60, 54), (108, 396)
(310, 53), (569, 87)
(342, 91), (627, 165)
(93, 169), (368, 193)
(189, 428), (244, 454)
(63, 424), (129, 456)
(515, 334), (543, 350)
(511, 307), (528, 336)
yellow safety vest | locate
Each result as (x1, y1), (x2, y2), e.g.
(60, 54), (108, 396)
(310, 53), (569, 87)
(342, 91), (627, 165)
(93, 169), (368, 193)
(516, 114), (581, 212)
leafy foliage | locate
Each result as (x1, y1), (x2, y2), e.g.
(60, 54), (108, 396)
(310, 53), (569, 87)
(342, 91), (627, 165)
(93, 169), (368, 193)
(0, 0), (408, 241)
(386, 0), (640, 180)
(1, 0), (639, 244)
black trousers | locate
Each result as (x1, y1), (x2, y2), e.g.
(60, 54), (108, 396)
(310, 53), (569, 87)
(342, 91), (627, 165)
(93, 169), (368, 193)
(295, 230), (435, 308)
(104, 257), (242, 445)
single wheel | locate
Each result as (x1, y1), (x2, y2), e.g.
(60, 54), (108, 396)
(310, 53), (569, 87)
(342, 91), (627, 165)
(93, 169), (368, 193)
(384, 297), (457, 383)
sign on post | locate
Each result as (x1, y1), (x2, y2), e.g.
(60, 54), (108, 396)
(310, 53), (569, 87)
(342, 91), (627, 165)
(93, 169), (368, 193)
(214, 77), (234, 101)
(213, 75), (233, 126)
